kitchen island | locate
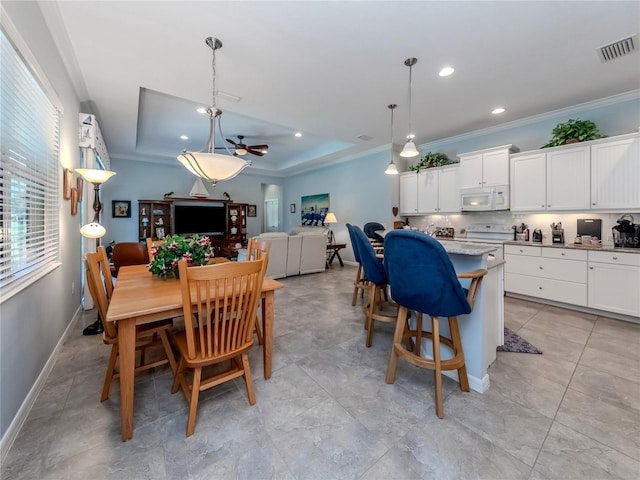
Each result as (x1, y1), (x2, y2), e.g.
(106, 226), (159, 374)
(418, 240), (504, 393)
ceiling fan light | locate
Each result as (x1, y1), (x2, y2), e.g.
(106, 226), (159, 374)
(400, 140), (419, 157)
(235, 147), (248, 156)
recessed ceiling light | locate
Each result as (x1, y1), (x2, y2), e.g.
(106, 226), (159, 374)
(180, 135), (189, 140)
(491, 107), (506, 114)
(196, 107), (207, 114)
(438, 66), (455, 77)
(294, 132), (302, 137)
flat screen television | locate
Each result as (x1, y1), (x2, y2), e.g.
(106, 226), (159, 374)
(174, 204), (226, 235)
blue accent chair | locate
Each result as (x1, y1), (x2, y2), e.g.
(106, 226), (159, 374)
(364, 222), (385, 244)
(346, 223), (367, 306)
(352, 225), (398, 347)
(383, 230), (487, 418)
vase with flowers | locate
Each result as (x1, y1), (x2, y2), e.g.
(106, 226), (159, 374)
(148, 234), (214, 278)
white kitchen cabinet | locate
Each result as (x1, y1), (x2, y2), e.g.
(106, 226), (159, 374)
(417, 165), (460, 214)
(400, 166), (460, 215)
(510, 152), (546, 211)
(399, 172), (418, 215)
(458, 145), (518, 189)
(504, 245), (588, 306)
(590, 134), (640, 210)
(588, 251), (640, 317)
(510, 145), (590, 212)
(546, 145), (591, 211)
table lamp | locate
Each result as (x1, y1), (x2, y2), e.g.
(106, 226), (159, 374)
(324, 212), (337, 244)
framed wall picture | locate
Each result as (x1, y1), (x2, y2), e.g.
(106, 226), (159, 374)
(247, 204), (257, 217)
(63, 168), (73, 200)
(301, 193), (329, 226)
(290, 203), (296, 213)
(112, 200), (131, 218)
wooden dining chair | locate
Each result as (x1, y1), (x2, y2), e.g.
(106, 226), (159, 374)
(245, 238), (271, 345)
(112, 242), (149, 277)
(171, 257), (267, 436)
(85, 247), (177, 401)
(146, 237), (166, 261)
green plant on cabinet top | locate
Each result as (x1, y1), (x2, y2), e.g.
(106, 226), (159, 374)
(541, 119), (603, 148)
(408, 152), (453, 173)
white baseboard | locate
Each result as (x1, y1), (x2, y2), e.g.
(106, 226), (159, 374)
(443, 370), (490, 393)
(0, 306), (82, 464)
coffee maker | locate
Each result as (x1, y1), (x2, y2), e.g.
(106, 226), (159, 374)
(613, 215), (640, 248)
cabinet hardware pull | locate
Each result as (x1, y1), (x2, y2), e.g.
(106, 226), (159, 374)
(592, 203), (596, 206)
(589, 266), (594, 270)
(538, 286), (543, 290)
(561, 253), (565, 256)
(539, 266), (543, 269)
(541, 205), (545, 207)
(613, 256), (618, 260)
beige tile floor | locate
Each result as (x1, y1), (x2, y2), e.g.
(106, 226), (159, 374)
(3, 265), (639, 479)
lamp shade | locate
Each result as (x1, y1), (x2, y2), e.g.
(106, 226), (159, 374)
(177, 152), (250, 186)
(385, 161), (399, 175)
(75, 168), (116, 184)
(400, 140), (419, 158)
(80, 222), (106, 239)
(324, 212), (337, 224)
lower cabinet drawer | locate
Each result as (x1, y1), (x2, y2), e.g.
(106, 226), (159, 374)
(505, 272), (587, 306)
(505, 255), (587, 283)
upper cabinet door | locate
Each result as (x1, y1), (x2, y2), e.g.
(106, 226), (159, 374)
(510, 153), (546, 211)
(458, 153), (483, 188)
(546, 145), (590, 211)
(417, 169), (439, 213)
(399, 173), (418, 215)
(481, 149), (510, 186)
(437, 165), (460, 213)
(591, 136), (640, 210)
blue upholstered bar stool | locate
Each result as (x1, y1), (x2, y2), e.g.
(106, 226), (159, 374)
(346, 223), (368, 306)
(383, 230), (487, 418)
(352, 225), (398, 347)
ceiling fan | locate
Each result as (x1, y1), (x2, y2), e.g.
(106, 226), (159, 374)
(216, 135), (268, 157)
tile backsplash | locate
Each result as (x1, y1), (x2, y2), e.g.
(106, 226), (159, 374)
(406, 211), (640, 246)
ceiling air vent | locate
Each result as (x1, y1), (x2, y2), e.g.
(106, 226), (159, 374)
(597, 34), (638, 62)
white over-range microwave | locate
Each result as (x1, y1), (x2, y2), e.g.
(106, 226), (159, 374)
(460, 185), (510, 212)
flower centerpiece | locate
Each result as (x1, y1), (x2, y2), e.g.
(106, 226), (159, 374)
(148, 234), (214, 277)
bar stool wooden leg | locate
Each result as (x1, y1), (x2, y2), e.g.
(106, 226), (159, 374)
(449, 315), (469, 392)
(385, 306), (408, 384)
(431, 315), (444, 419)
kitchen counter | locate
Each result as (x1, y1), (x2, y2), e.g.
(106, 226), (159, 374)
(504, 240), (640, 254)
(438, 240), (497, 257)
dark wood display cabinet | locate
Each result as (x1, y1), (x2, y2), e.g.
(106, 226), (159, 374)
(226, 202), (247, 247)
(137, 199), (248, 252)
(138, 200), (172, 241)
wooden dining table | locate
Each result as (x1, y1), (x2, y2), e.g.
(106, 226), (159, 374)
(106, 264), (284, 441)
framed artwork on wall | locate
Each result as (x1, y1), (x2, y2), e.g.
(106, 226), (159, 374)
(76, 176), (84, 202)
(112, 200), (131, 218)
(247, 204), (257, 217)
(301, 193), (329, 226)
(70, 188), (78, 215)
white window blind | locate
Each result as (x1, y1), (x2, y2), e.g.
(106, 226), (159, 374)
(0, 27), (60, 292)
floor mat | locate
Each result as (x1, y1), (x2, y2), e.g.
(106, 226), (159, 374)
(497, 327), (543, 354)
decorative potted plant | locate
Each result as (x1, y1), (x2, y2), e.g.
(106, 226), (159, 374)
(541, 118), (603, 148)
(408, 152), (452, 173)
(148, 234), (214, 278)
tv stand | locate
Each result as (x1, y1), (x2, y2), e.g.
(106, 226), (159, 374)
(137, 198), (248, 253)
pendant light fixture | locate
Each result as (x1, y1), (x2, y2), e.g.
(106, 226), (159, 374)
(400, 57), (419, 158)
(384, 104), (399, 175)
(177, 37), (250, 187)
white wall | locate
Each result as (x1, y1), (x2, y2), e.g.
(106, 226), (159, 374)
(1, 2), (83, 440)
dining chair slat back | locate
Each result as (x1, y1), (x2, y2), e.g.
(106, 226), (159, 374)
(146, 237), (166, 261)
(172, 257), (267, 436)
